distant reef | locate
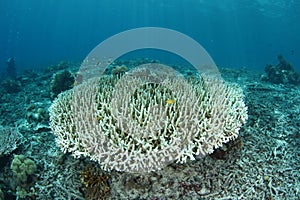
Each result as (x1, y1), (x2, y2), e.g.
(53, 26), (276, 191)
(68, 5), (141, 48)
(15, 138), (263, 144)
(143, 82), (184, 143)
(262, 54), (300, 85)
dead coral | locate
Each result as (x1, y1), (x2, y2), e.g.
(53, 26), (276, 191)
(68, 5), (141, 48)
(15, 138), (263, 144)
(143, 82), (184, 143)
(0, 126), (24, 156)
(80, 164), (110, 200)
(34, 152), (85, 200)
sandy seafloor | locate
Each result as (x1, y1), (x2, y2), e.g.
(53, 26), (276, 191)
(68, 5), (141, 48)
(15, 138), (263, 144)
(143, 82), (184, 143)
(0, 60), (299, 200)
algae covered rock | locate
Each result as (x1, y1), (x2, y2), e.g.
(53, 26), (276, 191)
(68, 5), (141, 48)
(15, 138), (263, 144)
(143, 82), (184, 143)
(50, 70), (75, 98)
(263, 54), (300, 85)
(11, 154), (36, 184)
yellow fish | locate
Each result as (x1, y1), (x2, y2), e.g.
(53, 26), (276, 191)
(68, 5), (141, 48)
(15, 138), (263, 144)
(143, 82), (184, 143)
(166, 99), (175, 104)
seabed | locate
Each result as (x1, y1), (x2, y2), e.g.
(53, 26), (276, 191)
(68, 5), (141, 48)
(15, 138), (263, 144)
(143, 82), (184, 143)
(0, 60), (299, 200)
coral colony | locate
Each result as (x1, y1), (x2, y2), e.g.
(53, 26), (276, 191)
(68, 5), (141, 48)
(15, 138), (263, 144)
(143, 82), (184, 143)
(49, 64), (248, 173)
(1, 58), (299, 199)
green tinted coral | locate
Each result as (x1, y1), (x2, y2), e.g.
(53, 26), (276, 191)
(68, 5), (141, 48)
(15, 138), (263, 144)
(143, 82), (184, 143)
(50, 70), (75, 98)
(11, 154), (36, 183)
(263, 54), (300, 85)
(0, 188), (4, 200)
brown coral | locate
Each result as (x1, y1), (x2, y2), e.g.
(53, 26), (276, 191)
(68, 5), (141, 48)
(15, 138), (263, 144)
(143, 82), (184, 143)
(80, 165), (110, 200)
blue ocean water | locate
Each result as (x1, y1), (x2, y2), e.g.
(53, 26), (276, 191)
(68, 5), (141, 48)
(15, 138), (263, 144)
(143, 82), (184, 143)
(0, 0), (299, 72)
(0, 1), (300, 199)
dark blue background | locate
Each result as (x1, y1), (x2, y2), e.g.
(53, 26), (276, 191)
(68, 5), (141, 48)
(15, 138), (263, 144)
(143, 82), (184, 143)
(0, 0), (299, 72)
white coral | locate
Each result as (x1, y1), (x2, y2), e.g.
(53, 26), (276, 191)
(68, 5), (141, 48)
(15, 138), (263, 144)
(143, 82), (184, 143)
(49, 66), (247, 172)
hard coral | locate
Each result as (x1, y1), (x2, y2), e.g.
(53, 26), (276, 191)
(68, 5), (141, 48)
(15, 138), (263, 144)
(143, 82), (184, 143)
(49, 64), (248, 172)
(1, 79), (21, 93)
(10, 155), (36, 199)
(263, 54), (300, 85)
(11, 155), (36, 184)
(0, 126), (23, 156)
(50, 70), (74, 98)
(80, 165), (110, 200)
(111, 65), (128, 77)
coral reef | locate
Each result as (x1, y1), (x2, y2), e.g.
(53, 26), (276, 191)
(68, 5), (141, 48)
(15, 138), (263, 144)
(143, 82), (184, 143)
(34, 153), (85, 200)
(10, 154), (36, 199)
(80, 164), (110, 200)
(45, 61), (72, 72)
(102, 58), (159, 76)
(0, 189), (3, 200)
(109, 69), (299, 199)
(262, 54), (300, 85)
(49, 64), (248, 172)
(0, 79), (21, 93)
(26, 103), (49, 126)
(11, 155), (36, 184)
(0, 60), (299, 199)
(50, 70), (75, 98)
(111, 65), (128, 77)
(0, 126), (23, 156)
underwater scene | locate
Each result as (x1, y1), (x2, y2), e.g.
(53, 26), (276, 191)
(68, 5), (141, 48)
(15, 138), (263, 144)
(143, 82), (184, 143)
(0, 1), (299, 199)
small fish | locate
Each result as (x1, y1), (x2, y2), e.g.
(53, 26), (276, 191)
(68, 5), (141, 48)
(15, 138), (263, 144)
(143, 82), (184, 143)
(96, 116), (102, 121)
(166, 99), (175, 104)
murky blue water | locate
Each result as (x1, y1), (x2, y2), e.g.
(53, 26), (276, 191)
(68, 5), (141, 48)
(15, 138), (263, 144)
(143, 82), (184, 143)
(0, 0), (299, 72)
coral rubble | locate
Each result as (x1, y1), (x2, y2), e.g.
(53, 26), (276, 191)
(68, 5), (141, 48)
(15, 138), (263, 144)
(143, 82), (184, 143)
(0, 60), (299, 199)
